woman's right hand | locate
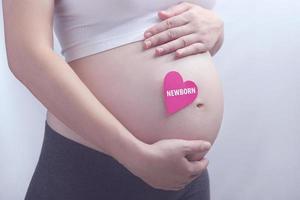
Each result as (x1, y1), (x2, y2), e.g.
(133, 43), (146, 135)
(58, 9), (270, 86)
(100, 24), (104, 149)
(123, 138), (211, 191)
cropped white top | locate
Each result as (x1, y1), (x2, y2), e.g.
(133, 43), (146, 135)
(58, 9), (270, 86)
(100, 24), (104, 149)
(53, 0), (216, 62)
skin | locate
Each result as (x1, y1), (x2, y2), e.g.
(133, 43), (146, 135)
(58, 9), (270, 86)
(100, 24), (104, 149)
(1, 0), (222, 191)
(51, 41), (224, 158)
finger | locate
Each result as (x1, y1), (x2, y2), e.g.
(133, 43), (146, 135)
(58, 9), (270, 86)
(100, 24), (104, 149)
(185, 151), (207, 162)
(144, 14), (189, 39)
(154, 33), (198, 56)
(181, 173), (200, 187)
(175, 43), (209, 58)
(183, 140), (211, 155)
(144, 25), (193, 49)
(189, 158), (209, 176)
(181, 171), (200, 185)
(158, 2), (192, 20)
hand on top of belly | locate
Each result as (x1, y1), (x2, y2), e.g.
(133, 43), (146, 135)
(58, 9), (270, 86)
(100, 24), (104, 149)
(124, 139), (211, 191)
(143, 2), (224, 58)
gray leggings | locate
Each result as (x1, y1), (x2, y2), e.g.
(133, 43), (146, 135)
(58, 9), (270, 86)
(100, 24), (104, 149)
(25, 120), (210, 200)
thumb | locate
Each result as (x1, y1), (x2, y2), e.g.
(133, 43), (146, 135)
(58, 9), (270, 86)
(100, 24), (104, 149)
(182, 140), (211, 155)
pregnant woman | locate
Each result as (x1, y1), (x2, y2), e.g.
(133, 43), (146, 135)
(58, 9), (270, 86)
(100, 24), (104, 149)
(3, 0), (224, 199)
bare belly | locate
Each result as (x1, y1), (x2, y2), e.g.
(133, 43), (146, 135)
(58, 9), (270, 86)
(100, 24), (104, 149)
(46, 40), (224, 151)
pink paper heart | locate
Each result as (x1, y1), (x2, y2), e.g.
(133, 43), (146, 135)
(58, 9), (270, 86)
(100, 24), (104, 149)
(163, 71), (198, 114)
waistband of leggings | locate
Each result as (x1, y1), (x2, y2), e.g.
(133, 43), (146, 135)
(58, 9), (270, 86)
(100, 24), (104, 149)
(43, 120), (118, 163)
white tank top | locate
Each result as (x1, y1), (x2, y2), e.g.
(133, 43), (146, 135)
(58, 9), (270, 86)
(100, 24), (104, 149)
(53, 0), (216, 62)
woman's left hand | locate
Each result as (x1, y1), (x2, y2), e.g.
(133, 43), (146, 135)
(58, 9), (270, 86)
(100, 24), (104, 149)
(143, 2), (224, 58)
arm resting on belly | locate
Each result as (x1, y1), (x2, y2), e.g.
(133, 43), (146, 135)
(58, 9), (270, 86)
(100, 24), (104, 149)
(9, 48), (144, 161)
(3, 0), (144, 164)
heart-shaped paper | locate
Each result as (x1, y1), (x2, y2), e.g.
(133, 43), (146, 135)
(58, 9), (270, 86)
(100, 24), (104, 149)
(163, 71), (198, 114)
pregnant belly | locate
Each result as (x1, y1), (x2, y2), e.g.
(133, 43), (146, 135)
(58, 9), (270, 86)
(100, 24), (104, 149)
(47, 40), (224, 149)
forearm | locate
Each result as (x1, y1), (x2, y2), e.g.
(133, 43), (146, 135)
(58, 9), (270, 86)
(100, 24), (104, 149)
(7, 46), (145, 163)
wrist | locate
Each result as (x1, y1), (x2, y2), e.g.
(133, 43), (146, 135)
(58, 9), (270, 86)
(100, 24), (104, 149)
(109, 130), (150, 167)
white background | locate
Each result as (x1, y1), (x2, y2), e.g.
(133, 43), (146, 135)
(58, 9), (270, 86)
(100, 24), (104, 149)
(1, 0), (300, 199)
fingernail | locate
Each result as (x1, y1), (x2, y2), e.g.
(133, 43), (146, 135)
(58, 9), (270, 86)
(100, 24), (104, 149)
(177, 49), (183, 55)
(156, 47), (164, 55)
(144, 40), (151, 48)
(204, 142), (211, 150)
(160, 10), (169, 15)
(145, 32), (152, 38)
